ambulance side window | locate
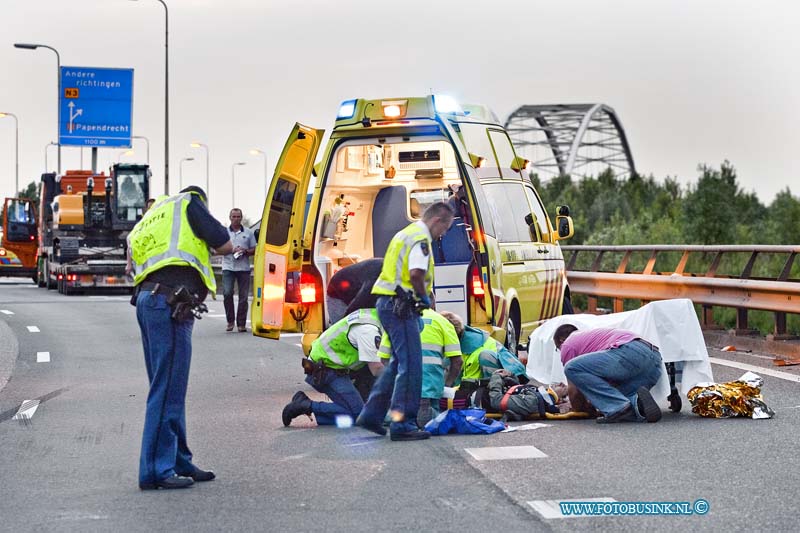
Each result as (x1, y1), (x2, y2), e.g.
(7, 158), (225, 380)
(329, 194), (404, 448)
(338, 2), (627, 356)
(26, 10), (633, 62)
(265, 178), (297, 247)
(524, 186), (551, 243)
(483, 183), (531, 243)
(488, 130), (521, 180)
(457, 123), (500, 179)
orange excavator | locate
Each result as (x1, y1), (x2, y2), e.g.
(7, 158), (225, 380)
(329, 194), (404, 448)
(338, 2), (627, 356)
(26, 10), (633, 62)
(0, 197), (38, 282)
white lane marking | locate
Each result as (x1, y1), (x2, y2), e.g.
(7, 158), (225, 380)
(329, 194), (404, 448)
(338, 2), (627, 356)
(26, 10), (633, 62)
(528, 498), (617, 519)
(12, 399), (41, 421)
(294, 343), (302, 347)
(465, 445), (547, 461)
(27, 326), (40, 332)
(501, 422), (552, 433)
(709, 356), (800, 384)
(282, 333), (303, 337)
(1, 309), (14, 315)
(206, 313), (226, 318)
(37, 351), (51, 363)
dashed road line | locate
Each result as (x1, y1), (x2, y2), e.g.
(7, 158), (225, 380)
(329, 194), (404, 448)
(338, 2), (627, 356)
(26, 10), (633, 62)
(37, 351), (51, 363)
(1, 310), (14, 315)
(709, 356), (800, 383)
(27, 326), (40, 333)
(528, 498), (617, 519)
(12, 400), (41, 421)
(464, 445), (547, 461)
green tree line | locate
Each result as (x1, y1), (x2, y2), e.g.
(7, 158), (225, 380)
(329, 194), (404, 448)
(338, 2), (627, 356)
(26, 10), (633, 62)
(533, 161), (800, 334)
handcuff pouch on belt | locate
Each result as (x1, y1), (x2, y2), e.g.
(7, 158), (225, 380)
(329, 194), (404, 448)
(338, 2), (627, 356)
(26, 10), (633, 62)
(302, 357), (352, 386)
(166, 286), (208, 322)
(392, 285), (428, 319)
(133, 282), (208, 321)
(302, 357), (327, 387)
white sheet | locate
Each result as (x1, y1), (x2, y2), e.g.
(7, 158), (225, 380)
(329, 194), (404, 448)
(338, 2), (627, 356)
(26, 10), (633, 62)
(525, 298), (714, 403)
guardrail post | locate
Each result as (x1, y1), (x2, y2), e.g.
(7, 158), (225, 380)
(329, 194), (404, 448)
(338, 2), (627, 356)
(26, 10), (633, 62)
(735, 308), (758, 336)
(701, 305), (720, 329)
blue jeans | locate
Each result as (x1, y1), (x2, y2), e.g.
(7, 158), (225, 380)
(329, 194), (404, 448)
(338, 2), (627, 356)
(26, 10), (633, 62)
(305, 371), (364, 426)
(223, 270), (251, 327)
(564, 339), (663, 420)
(357, 296), (423, 434)
(136, 290), (197, 484)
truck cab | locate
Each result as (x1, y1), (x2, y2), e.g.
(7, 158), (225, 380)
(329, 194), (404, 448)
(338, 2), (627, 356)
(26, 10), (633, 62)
(252, 95), (574, 353)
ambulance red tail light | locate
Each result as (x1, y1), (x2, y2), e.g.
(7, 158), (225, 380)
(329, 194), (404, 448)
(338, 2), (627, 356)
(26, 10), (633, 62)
(470, 265), (485, 297)
(299, 272), (318, 304)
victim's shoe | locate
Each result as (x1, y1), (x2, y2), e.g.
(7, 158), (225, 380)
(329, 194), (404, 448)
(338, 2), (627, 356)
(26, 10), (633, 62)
(226, 323), (234, 332)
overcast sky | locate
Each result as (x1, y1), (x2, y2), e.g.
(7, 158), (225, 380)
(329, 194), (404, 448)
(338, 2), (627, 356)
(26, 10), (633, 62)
(1, 0), (798, 222)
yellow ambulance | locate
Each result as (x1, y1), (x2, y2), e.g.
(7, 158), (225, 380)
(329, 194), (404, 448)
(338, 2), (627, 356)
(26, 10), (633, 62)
(251, 95), (574, 354)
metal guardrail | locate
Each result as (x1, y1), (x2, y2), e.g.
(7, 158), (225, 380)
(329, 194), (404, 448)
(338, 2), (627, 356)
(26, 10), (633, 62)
(562, 245), (800, 338)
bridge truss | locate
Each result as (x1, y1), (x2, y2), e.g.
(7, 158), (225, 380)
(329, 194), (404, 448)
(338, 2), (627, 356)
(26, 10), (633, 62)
(504, 104), (637, 180)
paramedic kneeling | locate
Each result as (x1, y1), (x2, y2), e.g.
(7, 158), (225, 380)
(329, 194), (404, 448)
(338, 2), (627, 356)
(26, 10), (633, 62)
(282, 309), (385, 427)
(553, 325), (663, 424)
(356, 202), (454, 441)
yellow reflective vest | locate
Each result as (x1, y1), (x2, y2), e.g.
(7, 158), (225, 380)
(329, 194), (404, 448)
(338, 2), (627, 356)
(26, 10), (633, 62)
(309, 309), (382, 370)
(372, 222), (434, 296)
(128, 192), (216, 293)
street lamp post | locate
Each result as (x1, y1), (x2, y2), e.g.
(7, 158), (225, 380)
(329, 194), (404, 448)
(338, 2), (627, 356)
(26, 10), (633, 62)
(249, 148), (268, 198)
(0, 112), (19, 195)
(130, 0), (168, 195)
(132, 135), (151, 165)
(44, 142), (58, 173)
(13, 43), (61, 174)
(190, 142), (209, 204)
(231, 162), (246, 208)
(179, 157), (195, 190)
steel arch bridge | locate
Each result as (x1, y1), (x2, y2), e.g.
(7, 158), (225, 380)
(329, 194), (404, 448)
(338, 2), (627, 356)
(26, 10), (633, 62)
(504, 104), (636, 180)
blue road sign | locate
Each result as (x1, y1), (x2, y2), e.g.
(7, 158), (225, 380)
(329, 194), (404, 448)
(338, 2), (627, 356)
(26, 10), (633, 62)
(59, 66), (134, 148)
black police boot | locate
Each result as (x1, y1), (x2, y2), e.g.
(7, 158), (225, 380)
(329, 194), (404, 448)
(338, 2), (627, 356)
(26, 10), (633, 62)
(282, 392), (312, 427)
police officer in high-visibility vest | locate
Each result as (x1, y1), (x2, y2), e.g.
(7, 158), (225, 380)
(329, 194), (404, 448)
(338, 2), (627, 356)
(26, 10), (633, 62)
(378, 308), (463, 428)
(356, 202), (454, 441)
(282, 308), (386, 427)
(129, 186), (232, 490)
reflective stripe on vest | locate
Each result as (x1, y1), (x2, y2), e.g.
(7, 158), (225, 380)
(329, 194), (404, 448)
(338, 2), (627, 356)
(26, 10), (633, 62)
(129, 192), (216, 292)
(372, 223), (434, 296)
(422, 355), (444, 366)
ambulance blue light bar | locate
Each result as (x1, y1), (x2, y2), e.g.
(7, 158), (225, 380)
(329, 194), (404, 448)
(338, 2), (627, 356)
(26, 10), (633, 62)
(433, 94), (463, 114)
(337, 99), (357, 119)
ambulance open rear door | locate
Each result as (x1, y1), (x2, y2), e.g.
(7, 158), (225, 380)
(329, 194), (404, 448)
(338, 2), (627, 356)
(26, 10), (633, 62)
(251, 123), (323, 340)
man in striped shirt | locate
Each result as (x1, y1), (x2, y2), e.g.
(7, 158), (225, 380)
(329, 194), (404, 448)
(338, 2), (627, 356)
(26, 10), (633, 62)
(553, 325), (663, 424)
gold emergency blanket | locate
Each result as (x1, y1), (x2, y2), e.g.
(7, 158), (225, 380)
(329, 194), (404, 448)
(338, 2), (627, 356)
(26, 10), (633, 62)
(687, 371), (774, 419)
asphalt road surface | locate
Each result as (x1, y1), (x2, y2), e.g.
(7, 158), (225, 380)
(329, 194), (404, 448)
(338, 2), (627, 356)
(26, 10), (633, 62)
(2, 278), (799, 532)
